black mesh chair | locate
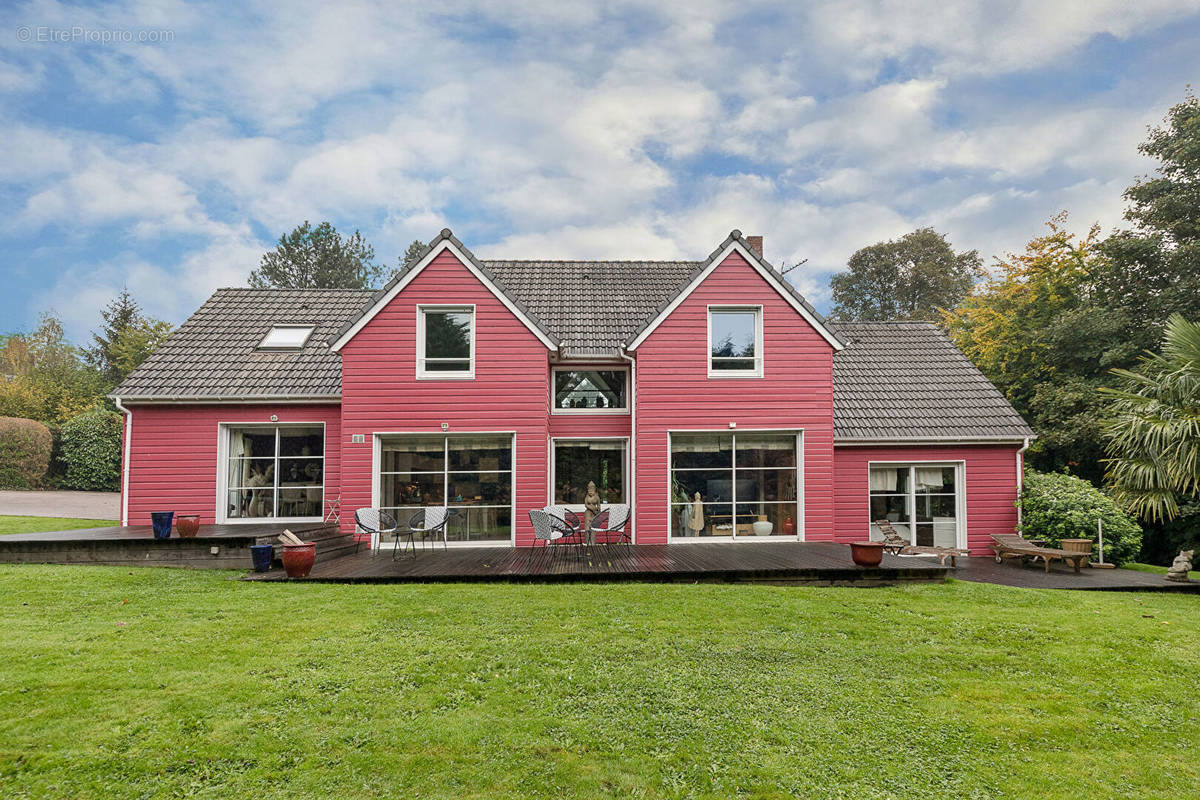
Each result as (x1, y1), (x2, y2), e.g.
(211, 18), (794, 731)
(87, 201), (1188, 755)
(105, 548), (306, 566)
(355, 508), (404, 557)
(589, 504), (631, 545)
(545, 505), (585, 556)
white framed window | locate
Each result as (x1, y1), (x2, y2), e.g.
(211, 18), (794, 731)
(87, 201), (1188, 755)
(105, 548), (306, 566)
(552, 438), (628, 506)
(221, 423), (325, 522)
(258, 325), (314, 350)
(551, 368), (629, 414)
(868, 462), (965, 549)
(707, 306), (762, 377)
(668, 431), (801, 539)
(417, 305), (474, 379)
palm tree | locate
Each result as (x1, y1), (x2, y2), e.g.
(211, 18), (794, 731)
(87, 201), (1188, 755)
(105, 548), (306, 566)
(1102, 313), (1200, 521)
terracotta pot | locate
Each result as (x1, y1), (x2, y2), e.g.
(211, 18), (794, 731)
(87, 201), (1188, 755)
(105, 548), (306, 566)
(782, 516), (795, 536)
(176, 515), (201, 538)
(850, 541), (884, 567)
(281, 543), (316, 578)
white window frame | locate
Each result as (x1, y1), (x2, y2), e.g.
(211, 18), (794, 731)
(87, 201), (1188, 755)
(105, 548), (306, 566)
(416, 304), (475, 380)
(550, 367), (631, 415)
(666, 429), (804, 542)
(216, 421), (326, 524)
(257, 325), (315, 350)
(707, 305), (763, 378)
(370, 431), (516, 548)
(549, 436), (630, 512)
(866, 461), (967, 550)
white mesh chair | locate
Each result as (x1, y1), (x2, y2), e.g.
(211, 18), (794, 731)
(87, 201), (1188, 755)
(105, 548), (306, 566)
(588, 504), (631, 545)
(545, 505), (585, 555)
(528, 509), (566, 552)
(406, 507), (452, 556)
(354, 508), (402, 556)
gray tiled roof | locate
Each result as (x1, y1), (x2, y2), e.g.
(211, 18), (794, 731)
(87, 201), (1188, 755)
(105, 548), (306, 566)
(828, 321), (1034, 441)
(484, 260), (699, 358)
(114, 288), (372, 400)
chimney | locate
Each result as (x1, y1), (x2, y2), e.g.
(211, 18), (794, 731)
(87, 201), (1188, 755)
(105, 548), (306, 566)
(745, 235), (763, 258)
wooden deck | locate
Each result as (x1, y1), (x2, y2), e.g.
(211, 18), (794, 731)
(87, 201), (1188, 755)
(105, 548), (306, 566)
(0, 522), (348, 569)
(955, 557), (1200, 593)
(244, 541), (949, 585)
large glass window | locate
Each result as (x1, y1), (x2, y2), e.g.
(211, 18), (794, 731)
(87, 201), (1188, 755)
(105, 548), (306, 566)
(418, 306), (474, 377)
(670, 432), (798, 538)
(869, 464), (960, 548)
(553, 370), (628, 412)
(378, 434), (512, 543)
(225, 425), (324, 520)
(709, 307), (761, 375)
(553, 439), (627, 505)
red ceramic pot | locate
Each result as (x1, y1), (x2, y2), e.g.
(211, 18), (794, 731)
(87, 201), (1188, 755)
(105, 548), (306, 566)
(782, 516), (795, 536)
(850, 541), (884, 567)
(176, 515), (201, 538)
(282, 543), (316, 578)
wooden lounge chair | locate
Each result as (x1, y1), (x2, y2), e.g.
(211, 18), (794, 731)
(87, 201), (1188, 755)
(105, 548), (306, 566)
(873, 519), (969, 566)
(990, 533), (1088, 573)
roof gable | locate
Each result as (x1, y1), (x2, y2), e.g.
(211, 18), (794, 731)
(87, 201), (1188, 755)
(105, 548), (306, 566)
(330, 229), (559, 352)
(625, 230), (845, 351)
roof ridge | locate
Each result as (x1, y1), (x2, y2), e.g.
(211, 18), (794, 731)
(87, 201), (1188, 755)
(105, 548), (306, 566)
(214, 287), (376, 292)
(483, 259), (701, 264)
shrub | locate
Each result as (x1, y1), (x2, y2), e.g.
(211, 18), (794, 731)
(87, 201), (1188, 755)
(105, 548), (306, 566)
(59, 408), (123, 491)
(1020, 469), (1142, 565)
(0, 416), (53, 488)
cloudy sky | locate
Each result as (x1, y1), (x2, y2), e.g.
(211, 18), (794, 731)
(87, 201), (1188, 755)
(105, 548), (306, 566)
(2, 0), (1199, 341)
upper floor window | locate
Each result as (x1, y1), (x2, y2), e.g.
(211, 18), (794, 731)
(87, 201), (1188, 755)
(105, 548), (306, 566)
(708, 306), (762, 377)
(553, 369), (628, 412)
(418, 305), (474, 378)
(258, 325), (314, 350)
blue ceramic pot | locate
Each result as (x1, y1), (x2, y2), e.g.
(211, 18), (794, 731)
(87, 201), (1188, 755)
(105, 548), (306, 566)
(150, 511), (174, 540)
(250, 544), (274, 573)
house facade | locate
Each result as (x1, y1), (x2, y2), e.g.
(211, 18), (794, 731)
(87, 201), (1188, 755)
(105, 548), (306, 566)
(112, 229), (1034, 553)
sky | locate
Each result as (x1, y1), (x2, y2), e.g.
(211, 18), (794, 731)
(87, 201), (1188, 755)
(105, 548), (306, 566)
(2, 0), (1199, 343)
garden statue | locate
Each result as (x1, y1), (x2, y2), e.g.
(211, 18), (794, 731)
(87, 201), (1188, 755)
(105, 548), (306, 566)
(1165, 549), (1194, 582)
(688, 492), (705, 536)
(583, 480), (602, 527)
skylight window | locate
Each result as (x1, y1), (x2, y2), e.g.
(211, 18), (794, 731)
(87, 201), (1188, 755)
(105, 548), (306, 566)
(258, 325), (314, 350)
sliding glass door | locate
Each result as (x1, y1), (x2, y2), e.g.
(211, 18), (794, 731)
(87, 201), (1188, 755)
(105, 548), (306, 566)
(868, 464), (962, 547)
(378, 434), (513, 543)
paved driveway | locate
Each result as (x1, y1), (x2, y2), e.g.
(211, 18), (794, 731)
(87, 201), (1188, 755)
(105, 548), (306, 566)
(0, 490), (120, 520)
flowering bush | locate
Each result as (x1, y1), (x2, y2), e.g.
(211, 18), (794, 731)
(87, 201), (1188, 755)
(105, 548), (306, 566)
(1020, 469), (1141, 565)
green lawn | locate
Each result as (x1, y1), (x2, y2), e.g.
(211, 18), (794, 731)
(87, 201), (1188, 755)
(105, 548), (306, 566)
(0, 567), (1196, 799)
(0, 515), (119, 535)
(1124, 561), (1200, 581)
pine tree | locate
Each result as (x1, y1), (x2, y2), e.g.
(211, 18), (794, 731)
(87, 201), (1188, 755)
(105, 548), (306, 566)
(249, 221), (382, 289)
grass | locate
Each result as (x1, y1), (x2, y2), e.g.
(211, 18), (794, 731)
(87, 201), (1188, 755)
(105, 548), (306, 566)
(0, 515), (119, 535)
(0, 568), (1197, 799)
(1124, 561), (1200, 581)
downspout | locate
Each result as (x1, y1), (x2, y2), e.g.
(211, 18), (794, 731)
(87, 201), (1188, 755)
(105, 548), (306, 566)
(113, 397), (132, 526)
(1015, 436), (1030, 529)
(618, 347), (636, 544)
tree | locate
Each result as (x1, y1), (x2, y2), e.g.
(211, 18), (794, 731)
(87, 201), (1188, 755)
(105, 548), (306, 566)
(87, 288), (172, 386)
(830, 228), (983, 320)
(0, 313), (107, 424)
(400, 239), (426, 270)
(249, 221), (382, 289)
(1102, 314), (1200, 523)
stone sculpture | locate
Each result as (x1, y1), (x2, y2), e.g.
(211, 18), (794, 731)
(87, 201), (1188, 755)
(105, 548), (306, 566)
(1165, 549), (1194, 582)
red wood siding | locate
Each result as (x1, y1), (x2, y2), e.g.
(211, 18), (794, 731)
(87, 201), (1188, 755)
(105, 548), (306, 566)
(632, 251), (837, 544)
(338, 249), (552, 544)
(832, 443), (1022, 554)
(123, 404), (341, 526)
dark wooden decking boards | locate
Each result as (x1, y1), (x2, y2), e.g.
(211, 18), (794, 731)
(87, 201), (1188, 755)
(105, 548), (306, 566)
(954, 557), (1200, 593)
(0, 522), (347, 569)
(244, 541), (949, 585)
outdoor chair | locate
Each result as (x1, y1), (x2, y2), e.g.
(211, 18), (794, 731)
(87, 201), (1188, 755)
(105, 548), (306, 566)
(545, 505), (586, 555)
(405, 507), (453, 556)
(355, 508), (403, 557)
(528, 509), (566, 557)
(874, 519), (969, 566)
(991, 533), (1088, 573)
(588, 504), (631, 546)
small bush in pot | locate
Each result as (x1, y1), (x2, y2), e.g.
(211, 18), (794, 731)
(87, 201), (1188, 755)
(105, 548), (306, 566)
(1019, 469), (1142, 566)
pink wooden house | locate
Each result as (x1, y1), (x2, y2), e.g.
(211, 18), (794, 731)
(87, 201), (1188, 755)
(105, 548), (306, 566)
(112, 229), (1033, 553)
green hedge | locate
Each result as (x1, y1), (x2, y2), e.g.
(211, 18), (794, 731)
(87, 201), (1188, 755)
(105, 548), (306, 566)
(1020, 469), (1142, 565)
(59, 409), (123, 491)
(0, 416), (53, 488)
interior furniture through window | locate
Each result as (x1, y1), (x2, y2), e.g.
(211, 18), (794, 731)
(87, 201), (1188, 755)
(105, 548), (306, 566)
(225, 424), (324, 520)
(669, 431), (799, 538)
(868, 464), (960, 548)
(553, 369), (628, 411)
(378, 434), (512, 543)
